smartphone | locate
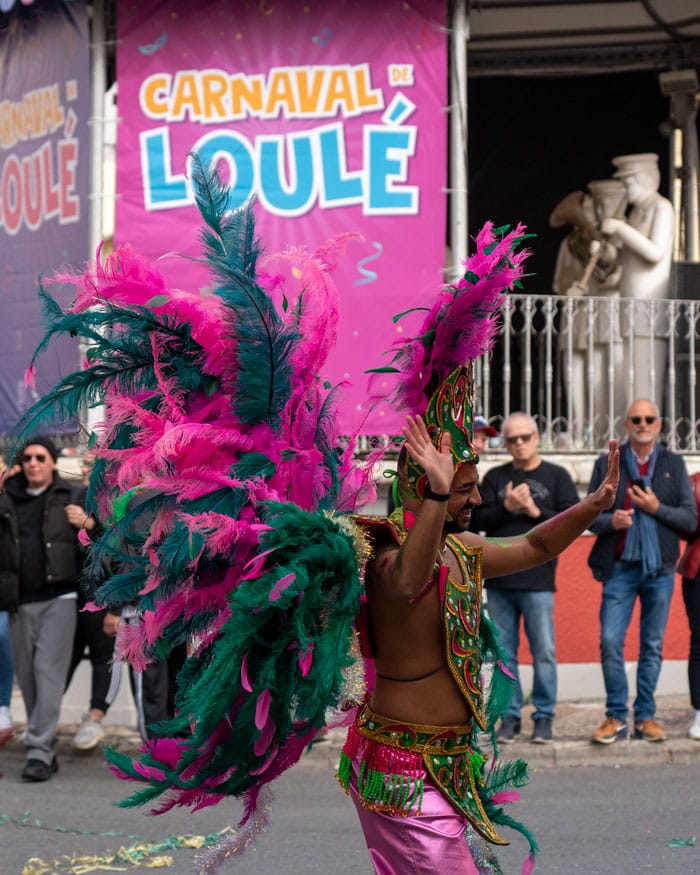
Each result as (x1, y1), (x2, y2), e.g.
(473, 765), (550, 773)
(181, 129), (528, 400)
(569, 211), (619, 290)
(511, 469), (526, 486)
(631, 478), (646, 490)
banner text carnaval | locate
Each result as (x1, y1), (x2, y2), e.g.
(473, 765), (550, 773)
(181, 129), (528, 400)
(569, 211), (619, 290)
(138, 62), (420, 217)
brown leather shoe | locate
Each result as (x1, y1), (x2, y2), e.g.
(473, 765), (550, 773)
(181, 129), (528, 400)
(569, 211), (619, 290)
(591, 716), (628, 744)
(634, 719), (667, 742)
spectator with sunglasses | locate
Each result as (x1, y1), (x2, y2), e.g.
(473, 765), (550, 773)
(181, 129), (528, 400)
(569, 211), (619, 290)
(471, 412), (579, 744)
(0, 436), (85, 781)
(587, 399), (696, 744)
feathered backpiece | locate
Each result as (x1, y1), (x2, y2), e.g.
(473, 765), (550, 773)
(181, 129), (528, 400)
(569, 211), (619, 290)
(17, 155), (377, 871)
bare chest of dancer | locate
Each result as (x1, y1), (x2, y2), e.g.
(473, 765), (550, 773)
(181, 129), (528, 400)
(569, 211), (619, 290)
(366, 544), (472, 726)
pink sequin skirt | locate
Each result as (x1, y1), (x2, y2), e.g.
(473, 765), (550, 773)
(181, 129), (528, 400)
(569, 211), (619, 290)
(347, 759), (480, 875)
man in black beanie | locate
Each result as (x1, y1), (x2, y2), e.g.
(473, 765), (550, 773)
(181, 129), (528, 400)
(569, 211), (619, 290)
(0, 436), (88, 781)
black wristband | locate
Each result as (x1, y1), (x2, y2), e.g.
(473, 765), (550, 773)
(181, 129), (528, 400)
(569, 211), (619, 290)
(424, 485), (451, 502)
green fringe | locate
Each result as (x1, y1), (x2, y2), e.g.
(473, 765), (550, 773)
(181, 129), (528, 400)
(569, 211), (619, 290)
(352, 762), (424, 813)
(336, 751), (351, 791)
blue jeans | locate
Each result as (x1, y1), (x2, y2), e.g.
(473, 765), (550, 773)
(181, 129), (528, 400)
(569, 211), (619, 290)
(600, 561), (675, 722)
(485, 589), (557, 720)
(0, 610), (13, 708)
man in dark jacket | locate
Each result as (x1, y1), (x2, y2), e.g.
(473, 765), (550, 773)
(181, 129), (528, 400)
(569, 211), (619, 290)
(0, 436), (86, 781)
(587, 399), (696, 745)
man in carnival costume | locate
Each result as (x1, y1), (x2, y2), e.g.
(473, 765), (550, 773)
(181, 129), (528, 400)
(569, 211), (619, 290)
(336, 258), (620, 871)
(16, 160), (618, 875)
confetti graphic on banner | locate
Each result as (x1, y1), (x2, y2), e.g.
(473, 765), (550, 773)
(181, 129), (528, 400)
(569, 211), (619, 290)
(355, 241), (383, 285)
(312, 27), (333, 46)
(138, 32), (168, 54)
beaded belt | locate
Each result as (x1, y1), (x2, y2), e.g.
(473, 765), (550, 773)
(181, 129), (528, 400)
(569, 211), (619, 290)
(337, 702), (506, 845)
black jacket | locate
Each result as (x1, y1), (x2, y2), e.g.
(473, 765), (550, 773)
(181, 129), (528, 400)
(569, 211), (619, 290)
(471, 459), (579, 591)
(587, 444), (697, 582)
(0, 472), (80, 609)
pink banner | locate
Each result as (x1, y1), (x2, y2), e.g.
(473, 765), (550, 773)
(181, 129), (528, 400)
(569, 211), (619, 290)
(0, 0), (89, 433)
(116, 0), (447, 434)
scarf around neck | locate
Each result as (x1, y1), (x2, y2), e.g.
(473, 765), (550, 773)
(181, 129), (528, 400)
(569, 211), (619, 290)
(620, 442), (662, 577)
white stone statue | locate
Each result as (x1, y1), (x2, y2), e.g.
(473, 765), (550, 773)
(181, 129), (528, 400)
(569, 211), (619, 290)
(601, 153), (674, 412)
(551, 179), (626, 445)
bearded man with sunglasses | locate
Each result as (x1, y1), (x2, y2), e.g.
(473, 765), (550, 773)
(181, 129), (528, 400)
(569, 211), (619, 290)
(471, 412), (579, 744)
(0, 436), (85, 781)
(588, 399), (696, 744)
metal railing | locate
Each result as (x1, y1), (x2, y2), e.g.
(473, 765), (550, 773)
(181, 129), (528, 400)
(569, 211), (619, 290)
(476, 293), (700, 453)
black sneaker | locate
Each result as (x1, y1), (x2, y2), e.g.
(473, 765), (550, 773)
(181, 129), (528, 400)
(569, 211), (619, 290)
(496, 715), (521, 744)
(21, 757), (58, 782)
(532, 717), (553, 744)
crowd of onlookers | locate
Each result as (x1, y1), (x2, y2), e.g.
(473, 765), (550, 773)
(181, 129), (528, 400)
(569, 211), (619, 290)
(1, 400), (699, 783)
(471, 399), (700, 746)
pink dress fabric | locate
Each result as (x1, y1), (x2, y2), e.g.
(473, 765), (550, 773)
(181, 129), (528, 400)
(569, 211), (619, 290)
(348, 761), (480, 874)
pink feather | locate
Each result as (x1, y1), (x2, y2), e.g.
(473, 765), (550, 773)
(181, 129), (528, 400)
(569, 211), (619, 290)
(491, 790), (521, 804)
(249, 743), (279, 776)
(253, 717), (277, 756)
(269, 572), (295, 603)
(255, 689), (271, 730)
(133, 761), (166, 782)
(298, 641), (314, 677)
(146, 737), (183, 770)
(497, 658), (516, 680)
(241, 653), (252, 692)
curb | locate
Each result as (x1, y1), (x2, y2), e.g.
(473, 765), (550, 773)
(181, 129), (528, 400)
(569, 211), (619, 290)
(490, 736), (700, 768)
(3, 707), (698, 770)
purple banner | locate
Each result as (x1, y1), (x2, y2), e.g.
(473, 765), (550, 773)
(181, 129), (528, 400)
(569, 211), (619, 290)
(0, 0), (89, 433)
(116, 0), (448, 434)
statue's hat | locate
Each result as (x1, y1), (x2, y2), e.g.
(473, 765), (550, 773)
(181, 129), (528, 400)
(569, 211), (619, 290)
(612, 153), (659, 178)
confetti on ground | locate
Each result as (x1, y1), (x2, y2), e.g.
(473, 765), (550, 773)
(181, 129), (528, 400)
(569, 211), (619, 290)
(666, 837), (696, 848)
(0, 810), (231, 874)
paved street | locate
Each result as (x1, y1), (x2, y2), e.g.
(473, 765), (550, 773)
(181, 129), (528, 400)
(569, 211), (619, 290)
(1, 720), (699, 875)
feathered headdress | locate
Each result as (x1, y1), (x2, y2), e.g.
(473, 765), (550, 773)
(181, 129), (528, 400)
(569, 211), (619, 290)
(369, 222), (530, 498)
(16, 156), (378, 872)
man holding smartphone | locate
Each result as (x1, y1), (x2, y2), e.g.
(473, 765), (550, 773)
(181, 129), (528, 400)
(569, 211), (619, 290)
(471, 412), (579, 743)
(587, 399), (697, 744)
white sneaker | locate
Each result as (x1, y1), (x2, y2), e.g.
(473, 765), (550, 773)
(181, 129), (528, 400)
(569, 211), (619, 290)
(689, 712), (700, 741)
(73, 713), (105, 750)
(0, 705), (12, 731)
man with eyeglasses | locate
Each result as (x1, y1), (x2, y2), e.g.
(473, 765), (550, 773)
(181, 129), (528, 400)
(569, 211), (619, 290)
(0, 436), (87, 781)
(587, 399), (696, 744)
(471, 412), (579, 744)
